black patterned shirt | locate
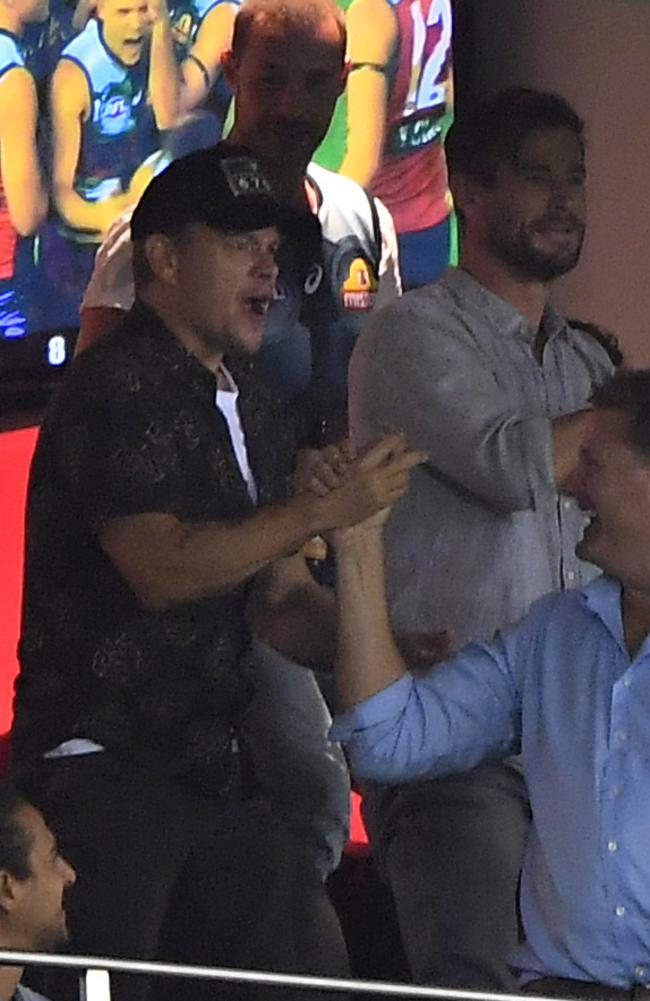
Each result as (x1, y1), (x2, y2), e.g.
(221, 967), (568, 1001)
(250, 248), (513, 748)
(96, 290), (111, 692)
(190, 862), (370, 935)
(14, 301), (296, 795)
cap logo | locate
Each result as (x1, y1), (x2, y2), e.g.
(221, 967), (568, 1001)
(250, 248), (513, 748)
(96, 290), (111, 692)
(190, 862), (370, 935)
(221, 157), (272, 198)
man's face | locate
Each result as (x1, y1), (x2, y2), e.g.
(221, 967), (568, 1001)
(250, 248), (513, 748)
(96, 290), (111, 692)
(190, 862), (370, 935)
(96, 0), (149, 65)
(226, 14), (346, 173)
(7, 804), (76, 952)
(172, 222), (280, 357)
(474, 127), (587, 282)
(566, 408), (650, 588)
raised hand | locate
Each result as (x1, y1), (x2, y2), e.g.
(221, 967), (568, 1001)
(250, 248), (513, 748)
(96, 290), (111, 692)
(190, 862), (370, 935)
(318, 434), (425, 533)
(294, 440), (357, 498)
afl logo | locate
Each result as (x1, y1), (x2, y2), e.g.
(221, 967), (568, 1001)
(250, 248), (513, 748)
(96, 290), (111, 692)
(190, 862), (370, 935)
(304, 264), (323, 295)
(97, 82), (137, 137)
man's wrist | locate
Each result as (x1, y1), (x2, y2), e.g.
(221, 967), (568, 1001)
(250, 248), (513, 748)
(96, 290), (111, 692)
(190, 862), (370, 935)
(332, 521), (385, 557)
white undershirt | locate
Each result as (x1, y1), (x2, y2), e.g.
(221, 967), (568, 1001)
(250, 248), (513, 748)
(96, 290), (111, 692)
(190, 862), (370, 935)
(45, 366), (257, 759)
(215, 364), (258, 505)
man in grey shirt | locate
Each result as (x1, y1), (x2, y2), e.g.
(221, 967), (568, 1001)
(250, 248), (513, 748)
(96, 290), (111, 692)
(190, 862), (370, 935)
(348, 88), (615, 990)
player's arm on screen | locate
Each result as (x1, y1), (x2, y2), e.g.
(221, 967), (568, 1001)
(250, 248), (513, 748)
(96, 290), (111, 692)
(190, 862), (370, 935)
(338, 0), (397, 186)
(147, 0), (179, 128)
(51, 59), (130, 233)
(71, 0), (95, 32)
(179, 1), (236, 113)
(0, 67), (47, 235)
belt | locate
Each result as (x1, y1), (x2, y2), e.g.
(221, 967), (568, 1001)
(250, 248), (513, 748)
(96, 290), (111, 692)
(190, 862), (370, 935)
(526, 977), (650, 1001)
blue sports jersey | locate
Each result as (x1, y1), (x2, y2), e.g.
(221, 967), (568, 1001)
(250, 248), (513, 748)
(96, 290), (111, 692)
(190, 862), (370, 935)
(60, 18), (159, 235)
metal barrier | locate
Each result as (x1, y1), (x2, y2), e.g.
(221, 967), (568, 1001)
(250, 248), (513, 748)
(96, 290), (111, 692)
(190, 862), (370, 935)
(0, 948), (572, 1001)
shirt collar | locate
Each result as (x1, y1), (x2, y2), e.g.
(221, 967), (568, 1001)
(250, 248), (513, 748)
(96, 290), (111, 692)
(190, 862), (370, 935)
(581, 575), (625, 650)
(127, 299), (218, 394)
(440, 267), (568, 346)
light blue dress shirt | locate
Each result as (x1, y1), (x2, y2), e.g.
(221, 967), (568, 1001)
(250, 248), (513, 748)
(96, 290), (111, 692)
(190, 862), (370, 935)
(331, 576), (650, 988)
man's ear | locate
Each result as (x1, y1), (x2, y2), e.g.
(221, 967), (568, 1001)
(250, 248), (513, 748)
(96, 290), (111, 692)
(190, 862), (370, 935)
(449, 172), (484, 224)
(0, 869), (20, 916)
(221, 49), (236, 89)
(144, 234), (179, 286)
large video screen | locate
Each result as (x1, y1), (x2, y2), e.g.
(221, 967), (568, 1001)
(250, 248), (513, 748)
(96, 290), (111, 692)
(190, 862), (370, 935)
(0, 0), (454, 382)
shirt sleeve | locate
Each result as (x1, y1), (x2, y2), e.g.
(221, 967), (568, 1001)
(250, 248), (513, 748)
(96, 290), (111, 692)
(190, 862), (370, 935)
(348, 297), (556, 513)
(330, 631), (522, 785)
(373, 196), (402, 306)
(81, 208), (136, 311)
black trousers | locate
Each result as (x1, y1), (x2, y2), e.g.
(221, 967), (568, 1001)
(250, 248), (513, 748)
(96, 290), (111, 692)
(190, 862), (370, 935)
(19, 753), (350, 1001)
(362, 762), (530, 991)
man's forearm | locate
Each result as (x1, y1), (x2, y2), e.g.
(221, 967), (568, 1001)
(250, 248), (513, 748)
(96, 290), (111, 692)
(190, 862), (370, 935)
(102, 491), (332, 612)
(334, 527), (407, 710)
(102, 434), (423, 612)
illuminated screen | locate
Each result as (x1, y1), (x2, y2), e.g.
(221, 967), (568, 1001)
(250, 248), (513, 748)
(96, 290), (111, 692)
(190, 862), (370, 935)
(0, 0), (454, 381)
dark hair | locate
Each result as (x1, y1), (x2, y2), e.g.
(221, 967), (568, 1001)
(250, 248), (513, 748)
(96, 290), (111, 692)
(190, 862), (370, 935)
(592, 370), (650, 460)
(0, 783), (32, 880)
(569, 319), (624, 370)
(445, 87), (585, 189)
(231, 0), (346, 60)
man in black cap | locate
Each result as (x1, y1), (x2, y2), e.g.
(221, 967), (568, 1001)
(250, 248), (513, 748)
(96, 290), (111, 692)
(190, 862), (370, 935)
(12, 145), (421, 1001)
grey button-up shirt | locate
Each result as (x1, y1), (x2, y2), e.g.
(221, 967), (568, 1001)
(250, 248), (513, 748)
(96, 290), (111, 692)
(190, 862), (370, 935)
(349, 267), (614, 646)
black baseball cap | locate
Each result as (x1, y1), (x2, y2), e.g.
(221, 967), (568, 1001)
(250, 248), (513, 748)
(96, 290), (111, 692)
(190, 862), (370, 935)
(131, 144), (300, 241)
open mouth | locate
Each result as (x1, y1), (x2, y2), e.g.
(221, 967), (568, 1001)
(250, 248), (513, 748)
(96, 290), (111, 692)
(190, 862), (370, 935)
(244, 295), (272, 317)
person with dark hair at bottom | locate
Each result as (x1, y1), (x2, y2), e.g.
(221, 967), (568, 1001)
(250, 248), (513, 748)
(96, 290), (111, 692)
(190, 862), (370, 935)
(333, 367), (650, 1000)
(12, 145), (422, 1001)
(348, 86), (615, 990)
(0, 784), (76, 1001)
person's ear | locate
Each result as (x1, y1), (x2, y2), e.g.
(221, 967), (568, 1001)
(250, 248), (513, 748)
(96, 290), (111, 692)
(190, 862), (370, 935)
(221, 49), (236, 89)
(449, 172), (485, 224)
(0, 868), (21, 916)
(144, 234), (180, 286)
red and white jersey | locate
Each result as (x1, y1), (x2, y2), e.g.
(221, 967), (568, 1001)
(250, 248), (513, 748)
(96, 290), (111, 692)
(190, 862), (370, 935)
(369, 0), (452, 234)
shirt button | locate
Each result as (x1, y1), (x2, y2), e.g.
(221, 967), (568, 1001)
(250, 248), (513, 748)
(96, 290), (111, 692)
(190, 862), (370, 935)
(617, 731), (629, 742)
(623, 674), (632, 687)
(566, 570), (576, 582)
(608, 841), (618, 852)
(611, 786), (621, 797)
(563, 499), (572, 511)
(636, 966), (646, 978)
(616, 906), (626, 916)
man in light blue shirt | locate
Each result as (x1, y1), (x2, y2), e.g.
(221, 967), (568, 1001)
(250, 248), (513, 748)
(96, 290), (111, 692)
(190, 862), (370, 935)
(332, 368), (650, 997)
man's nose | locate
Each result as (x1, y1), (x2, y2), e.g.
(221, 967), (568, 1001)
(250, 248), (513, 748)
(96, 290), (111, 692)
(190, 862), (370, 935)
(252, 245), (279, 279)
(60, 855), (77, 887)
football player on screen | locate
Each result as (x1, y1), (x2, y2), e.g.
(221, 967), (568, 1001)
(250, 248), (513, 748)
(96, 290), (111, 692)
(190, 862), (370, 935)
(0, 0), (48, 339)
(339, 0), (453, 289)
(46, 0), (177, 305)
